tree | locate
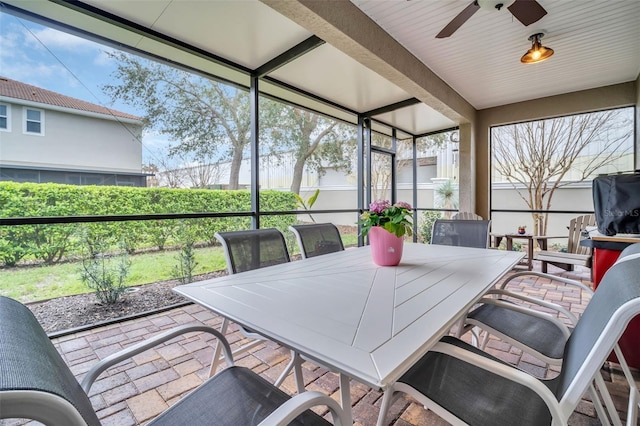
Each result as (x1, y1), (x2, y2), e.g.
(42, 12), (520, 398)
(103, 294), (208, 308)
(261, 100), (355, 194)
(102, 52), (251, 189)
(103, 52), (353, 193)
(434, 179), (459, 218)
(492, 110), (633, 235)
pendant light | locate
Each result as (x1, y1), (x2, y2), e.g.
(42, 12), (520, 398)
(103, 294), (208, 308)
(521, 33), (554, 64)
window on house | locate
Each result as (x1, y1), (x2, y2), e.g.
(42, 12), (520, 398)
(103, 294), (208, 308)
(0, 104), (9, 131)
(24, 108), (44, 135)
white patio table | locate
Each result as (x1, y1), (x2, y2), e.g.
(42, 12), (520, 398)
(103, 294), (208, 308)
(174, 242), (523, 424)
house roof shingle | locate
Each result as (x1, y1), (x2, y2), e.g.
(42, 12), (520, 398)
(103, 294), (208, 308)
(0, 76), (142, 121)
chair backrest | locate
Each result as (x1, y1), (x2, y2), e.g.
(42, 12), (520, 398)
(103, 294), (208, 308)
(215, 228), (290, 274)
(0, 296), (101, 426)
(615, 241), (640, 264)
(556, 250), (640, 404)
(567, 214), (596, 255)
(430, 219), (491, 249)
(289, 223), (344, 259)
(451, 211), (483, 220)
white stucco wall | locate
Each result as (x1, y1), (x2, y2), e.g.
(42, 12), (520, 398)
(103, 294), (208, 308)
(298, 183), (597, 244)
(0, 101), (143, 173)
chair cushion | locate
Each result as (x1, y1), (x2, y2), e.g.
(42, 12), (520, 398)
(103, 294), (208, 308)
(467, 302), (567, 359)
(0, 296), (101, 426)
(148, 366), (330, 426)
(398, 336), (556, 426)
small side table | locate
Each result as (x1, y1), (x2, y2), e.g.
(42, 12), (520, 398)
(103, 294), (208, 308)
(504, 234), (563, 270)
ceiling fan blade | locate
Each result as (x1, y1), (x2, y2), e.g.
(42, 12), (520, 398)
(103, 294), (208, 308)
(507, 0), (547, 26)
(435, 1), (480, 38)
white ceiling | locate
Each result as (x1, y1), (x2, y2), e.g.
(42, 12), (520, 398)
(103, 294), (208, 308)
(351, 0), (640, 109)
(3, 0), (639, 137)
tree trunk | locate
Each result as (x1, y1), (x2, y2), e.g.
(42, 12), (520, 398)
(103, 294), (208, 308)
(228, 147), (243, 190)
(290, 158), (305, 194)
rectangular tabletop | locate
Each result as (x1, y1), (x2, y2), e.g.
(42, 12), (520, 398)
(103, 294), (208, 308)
(175, 243), (523, 390)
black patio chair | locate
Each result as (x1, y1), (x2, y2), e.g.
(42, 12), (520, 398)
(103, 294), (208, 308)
(289, 223), (344, 259)
(463, 242), (640, 366)
(211, 228), (304, 391)
(453, 243), (640, 423)
(0, 296), (348, 426)
(377, 245), (640, 426)
(430, 219), (491, 248)
(216, 228), (291, 274)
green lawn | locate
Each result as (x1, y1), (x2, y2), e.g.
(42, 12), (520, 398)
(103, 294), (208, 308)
(1, 234), (361, 304)
(0, 246), (228, 303)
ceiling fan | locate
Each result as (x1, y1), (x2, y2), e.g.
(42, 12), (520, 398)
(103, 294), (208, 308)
(436, 0), (547, 38)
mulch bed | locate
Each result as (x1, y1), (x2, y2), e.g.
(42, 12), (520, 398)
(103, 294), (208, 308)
(27, 271), (227, 334)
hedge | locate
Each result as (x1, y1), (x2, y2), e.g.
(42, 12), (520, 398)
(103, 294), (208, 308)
(0, 182), (297, 266)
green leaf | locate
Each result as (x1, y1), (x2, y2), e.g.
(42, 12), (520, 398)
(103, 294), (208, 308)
(307, 189), (320, 208)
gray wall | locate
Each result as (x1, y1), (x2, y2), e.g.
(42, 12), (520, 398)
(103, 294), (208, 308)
(476, 82), (637, 218)
(0, 101), (143, 173)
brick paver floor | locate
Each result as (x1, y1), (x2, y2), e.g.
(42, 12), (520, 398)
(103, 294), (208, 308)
(5, 262), (639, 425)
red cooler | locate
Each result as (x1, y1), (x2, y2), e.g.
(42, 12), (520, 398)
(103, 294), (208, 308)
(589, 240), (640, 368)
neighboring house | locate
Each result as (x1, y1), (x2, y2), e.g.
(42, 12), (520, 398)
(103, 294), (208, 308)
(0, 76), (147, 186)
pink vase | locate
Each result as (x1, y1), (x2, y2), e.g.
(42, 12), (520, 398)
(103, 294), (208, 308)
(369, 226), (404, 266)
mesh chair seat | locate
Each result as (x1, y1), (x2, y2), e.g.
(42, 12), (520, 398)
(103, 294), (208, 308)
(149, 366), (329, 426)
(467, 302), (567, 359)
(215, 228), (291, 274)
(211, 229), (302, 390)
(378, 244), (640, 425)
(430, 219), (491, 248)
(289, 223), (344, 259)
(397, 336), (555, 426)
(0, 296), (344, 426)
(0, 296), (101, 426)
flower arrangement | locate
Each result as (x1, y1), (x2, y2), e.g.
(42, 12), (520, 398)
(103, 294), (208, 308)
(358, 200), (413, 238)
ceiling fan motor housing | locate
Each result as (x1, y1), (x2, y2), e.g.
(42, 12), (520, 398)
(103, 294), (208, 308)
(477, 0), (516, 11)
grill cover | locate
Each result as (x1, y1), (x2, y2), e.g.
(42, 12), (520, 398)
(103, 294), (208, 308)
(592, 173), (640, 236)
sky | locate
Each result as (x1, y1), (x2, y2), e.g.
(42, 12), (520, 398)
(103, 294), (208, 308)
(0, 11), (171, 164)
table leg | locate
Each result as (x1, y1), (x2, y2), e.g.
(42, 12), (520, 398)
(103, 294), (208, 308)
(536, 238), (548, 273)
(339, 373), (353, 423)
(526, 239), (533, 270)
(506, 236), (513, 251)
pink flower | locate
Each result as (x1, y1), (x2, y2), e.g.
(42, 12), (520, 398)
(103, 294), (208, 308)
(369, 199), (391, 214)
(358, 199), (413, 238)
(394, 201), (411, 210)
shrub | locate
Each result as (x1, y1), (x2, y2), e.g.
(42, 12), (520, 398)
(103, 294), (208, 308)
(419, 210), (443, 243)
(79, 235), (130, 304)
(172, 222), (199, 284)
(0, 182), (297, 265)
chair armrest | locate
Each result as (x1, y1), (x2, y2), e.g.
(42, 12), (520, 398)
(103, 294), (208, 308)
(81, 324), (232, 393)
(259, 391), (349, 426)
(483, 289), (579, 325)
(0, 390), (88, 426)
(432, 340), (564, 422)
(499, 270), (593, 295)
(475, 296), (573, 337)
